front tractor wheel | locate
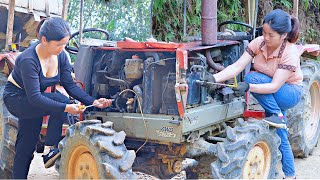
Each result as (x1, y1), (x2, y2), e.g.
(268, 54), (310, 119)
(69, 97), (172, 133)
(55, 120), (136, 179)
(211, 118), (281, 179)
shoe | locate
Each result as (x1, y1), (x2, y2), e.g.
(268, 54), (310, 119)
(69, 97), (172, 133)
(262, 115), (287, 129)
(42, 148), (61, 168)
(283, 176), (296, 179)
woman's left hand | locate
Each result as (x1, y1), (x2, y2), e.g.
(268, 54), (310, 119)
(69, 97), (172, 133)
(93, 98), (113, 108)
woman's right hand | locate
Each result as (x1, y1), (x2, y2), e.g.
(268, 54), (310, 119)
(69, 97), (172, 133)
(64, 104), (85, 115)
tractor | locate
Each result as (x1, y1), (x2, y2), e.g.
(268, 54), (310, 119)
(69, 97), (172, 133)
(1, 0), (320, 179)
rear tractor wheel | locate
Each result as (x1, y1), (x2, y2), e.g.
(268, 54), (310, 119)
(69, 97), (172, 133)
(287, 60), (320, 158)
(56, 120), (136, 179)
(211, 118), (281, 179)
(0, 72), (18, 179)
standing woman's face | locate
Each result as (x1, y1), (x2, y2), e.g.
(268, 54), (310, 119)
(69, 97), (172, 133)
(42, 36), (70, 55)
(262, 23), (286, 49)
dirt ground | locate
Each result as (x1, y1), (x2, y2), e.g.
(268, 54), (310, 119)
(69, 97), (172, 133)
(28, 140), (320, 179)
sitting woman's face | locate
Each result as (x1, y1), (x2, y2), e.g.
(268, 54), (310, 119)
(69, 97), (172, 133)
(44, 36), (70, 55)
(262, 23), (286, 49)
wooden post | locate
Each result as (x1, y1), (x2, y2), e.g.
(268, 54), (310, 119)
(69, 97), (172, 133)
(62, 0), (69, 20)
(293, 0), (299, 17)
(5, 0), (16, 49)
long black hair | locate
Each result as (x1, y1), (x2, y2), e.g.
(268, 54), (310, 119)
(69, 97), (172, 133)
(38, 17), (71, 42)
(263, 9), (299, 43)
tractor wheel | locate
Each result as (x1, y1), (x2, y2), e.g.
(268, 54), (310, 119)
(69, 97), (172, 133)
(0, 72), (18, 179)
(211, 118), (281, 179)
(287, 60), (320, 158)
(55, 120), (136, 179)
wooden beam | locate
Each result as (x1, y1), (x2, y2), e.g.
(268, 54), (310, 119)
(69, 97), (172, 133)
(5, 0), (16, 49)
(293, 0), (299, 17)
(62, 0), (69, 20)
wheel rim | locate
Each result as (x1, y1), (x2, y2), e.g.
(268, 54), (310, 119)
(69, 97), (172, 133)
(305, 80), (320, 141)
(242, 141), (271, 179)
(68, 145), (99, 179)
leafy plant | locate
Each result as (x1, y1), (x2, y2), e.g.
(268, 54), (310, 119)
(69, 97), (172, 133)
(65, 0), (319, 43)
(67, 0), (151, 41)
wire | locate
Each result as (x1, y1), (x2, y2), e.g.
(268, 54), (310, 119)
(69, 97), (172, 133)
(162, 72), (175, 105)
(145, 57), (176, 71)
(104, 74), (129, 88)
(118, 89), (147, 154)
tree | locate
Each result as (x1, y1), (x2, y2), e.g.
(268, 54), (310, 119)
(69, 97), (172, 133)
(67, 0), (152, 41)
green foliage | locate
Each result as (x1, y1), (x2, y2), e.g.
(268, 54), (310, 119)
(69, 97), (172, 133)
(67, 0), (151, 41)
(303, 28), (318, 43)
(217, 0), (246, 31)
(152, 0), (247, 42)
(65, 0), (319, 43)
(273, 0), (292, 10)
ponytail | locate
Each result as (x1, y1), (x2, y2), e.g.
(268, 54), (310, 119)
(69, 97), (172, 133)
(263, 9), (300, 44)
(38, 17), (71, 42)
(287, 17), (299, 43)
(36, 18), (46, 40)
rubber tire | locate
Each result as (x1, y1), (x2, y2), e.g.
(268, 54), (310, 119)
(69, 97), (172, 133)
(55, 120), (136, 179)
(287, 60), (320, 158)
(211, 118), (281, 179)
(0, 72), (18, 179)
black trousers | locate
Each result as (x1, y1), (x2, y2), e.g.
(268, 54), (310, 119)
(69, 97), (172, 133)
(4, 92), (69, 179)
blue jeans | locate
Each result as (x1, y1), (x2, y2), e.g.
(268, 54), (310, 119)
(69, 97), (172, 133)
(245, 72), (303, 177)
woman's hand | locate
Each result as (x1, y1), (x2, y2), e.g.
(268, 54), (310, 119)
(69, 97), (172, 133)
(64, 104), (85, 115)
(93, 98), (113, 108)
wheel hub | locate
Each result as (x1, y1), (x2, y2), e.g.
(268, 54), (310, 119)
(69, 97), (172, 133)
(68, 145), (99, 179)
(242, 141), (271, 179)
(305, 81), (320, 142)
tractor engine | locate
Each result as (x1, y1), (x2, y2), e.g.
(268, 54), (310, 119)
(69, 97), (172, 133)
(75, 43), (243, 116)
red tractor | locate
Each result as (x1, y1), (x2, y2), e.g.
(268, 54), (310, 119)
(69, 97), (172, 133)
(1, 0), (319, 178)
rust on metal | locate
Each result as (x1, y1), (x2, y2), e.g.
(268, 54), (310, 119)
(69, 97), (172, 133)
(205, 49), (225, 71)
(201, 0), (217, 45)
(157, 144), (187, 174)
(68, 145), (100, 179)
(242, 141), (271, 179)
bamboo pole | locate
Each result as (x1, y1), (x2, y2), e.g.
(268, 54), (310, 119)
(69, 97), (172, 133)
(62, 0), (69, 20)
(293, 0), (299, 17)
(5, 0), (16, 49)
(79, 0), (84, 44)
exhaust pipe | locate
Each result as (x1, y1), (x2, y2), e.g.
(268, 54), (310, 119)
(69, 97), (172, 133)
(201, 0), (218, 45)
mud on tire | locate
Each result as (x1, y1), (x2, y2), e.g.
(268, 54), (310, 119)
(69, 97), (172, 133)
(55, 120), (136, 179)
(287, 60), (320, 158)
(211, 118), (281, 179)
